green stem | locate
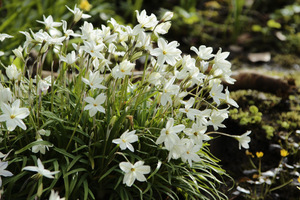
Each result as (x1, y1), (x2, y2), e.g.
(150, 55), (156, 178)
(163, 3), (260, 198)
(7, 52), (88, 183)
(269, 179), (293, 192)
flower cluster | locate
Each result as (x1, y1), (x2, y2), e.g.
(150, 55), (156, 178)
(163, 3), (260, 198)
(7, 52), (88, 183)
(0, 5), (251, 199)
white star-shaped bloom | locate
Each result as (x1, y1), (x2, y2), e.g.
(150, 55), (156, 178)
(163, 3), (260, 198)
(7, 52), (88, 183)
(32, 138), (53, 154)
(66, 5), (91, 23)
(151, 38), (182, 66)
(36, 15), (62, 30)
(49, 189), (65, 200)
(84, 94), (106, 117)
(0, 160), (13, 187)
(209, 81), (225, 106)
(59, 51), (78, 65)
(111, 60), (135, 79)
(179, 97), (201, 121)
(0, 33), (13, 42)
(156, 118), (185, 150)
(180, 140), (201, 167)
(119, 161), (150, 187)
(82, 70), (106, 90)
(112, 130), (138, 152)
(234, 131), (251, 150)
(190, 45), (214, 60)
(184, 122), (209, 146)
(160, 76), (180, 106)
(0, 99), (30, 131)
(22, 158), (59, 179)
(136, 10), (158, 29)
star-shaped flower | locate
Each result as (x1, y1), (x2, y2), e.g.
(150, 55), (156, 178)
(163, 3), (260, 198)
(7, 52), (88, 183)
(119, 161), (150, 187)
(22, 158), (59, 179)
(0, 160), (13, 187)
(234, 131), (251, 150)
(156, 118), (185, 150)
(112, 130), (138, 152)
(151, 38), (182, 66)
(84, 93), (106, 117)
(0, 99), (30, 131)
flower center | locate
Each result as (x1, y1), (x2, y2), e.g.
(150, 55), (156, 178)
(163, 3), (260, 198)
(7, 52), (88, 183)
(10, 115), (16, 119)
(193, 132), (198, 136)
(163, 50), (167, 55)
(122, 139), (126, 143)
(186, 151), (190, 154)
(121, 69), (125, 73)
(93, 104), (97, 107)
(185, 108), (189, 112)
(166, 130), (169, 135)
(131, 168), (135, 172)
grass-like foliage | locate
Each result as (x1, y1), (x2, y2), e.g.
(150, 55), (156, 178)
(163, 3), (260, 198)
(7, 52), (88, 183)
(0, 5), (250, 200)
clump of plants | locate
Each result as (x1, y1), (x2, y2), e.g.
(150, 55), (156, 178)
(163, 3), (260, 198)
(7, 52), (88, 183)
(230, 105), (262, 126)
(0, 5), (250, 200)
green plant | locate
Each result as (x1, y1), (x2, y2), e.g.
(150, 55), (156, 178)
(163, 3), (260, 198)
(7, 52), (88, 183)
(240, 149), (293, 200)
(0, 6), (251, 200)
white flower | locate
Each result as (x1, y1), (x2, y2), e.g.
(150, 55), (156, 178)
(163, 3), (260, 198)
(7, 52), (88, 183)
(136, 31), (151, 48)
(208, 109), (228, 130)
(49, 190), (65, 200)
(37, 76), (52, 95)
(234, 131), (251, 150)
(22, 158), (59, 179)
(213, 48), (231, 70)
(6, 64), (21, 81)
(82, 70), (106, 90)
(119, 161), (150, 187)
(112, 130), (138, 152)
(209, 81), (225, 106)
(225, 87), (239, 108)
(151, 38), (182, 66)
(0, 84), (12, 104)
(0, 33), (13, 42)
(136, 10), (158, 29)
(59, 51), (78, 65)
(184, 122), (209, 146)
(194, 109), (211, 126)
(62, 20), (80, 40)
(32, 138), (53, 154)
(111, 60), (135, 79)
(156, 118), (185, 150)
(81, 40), (105, 59)
(154, 22), (171, 35)
(161, 11), (174, 22)
(180, 140), (201, 167)
(160, 76), (180, 106)
(190, 45), (214, 60)
(179, 97), (201, 121)
(147, 72), (162, 86)
(0, 99), (30, 131)
(19, 31), (34, 51)
(167, 138), (187, 161)
(84, 94), (106, 117)
(0, 160), (13, 187)
(66, 5), (91, 23)
(12, 46), (24, 61)
(36, 15), (62, 30)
